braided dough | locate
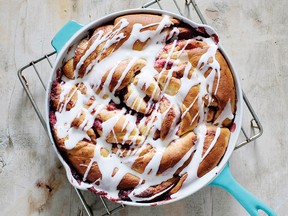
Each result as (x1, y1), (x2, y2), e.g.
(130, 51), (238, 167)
(49, 13), (236, 202)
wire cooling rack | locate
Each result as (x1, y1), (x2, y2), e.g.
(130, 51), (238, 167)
(17, 0), (263, 215)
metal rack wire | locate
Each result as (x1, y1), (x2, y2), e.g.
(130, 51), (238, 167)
(17, 0), (263, 215)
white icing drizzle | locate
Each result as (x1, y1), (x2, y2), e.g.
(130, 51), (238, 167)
(181, 94), (199, 119)
(82, 158), (96, 182)
(126, 85), (140, 106)
(51, 14), (234, 202)
(197, 37), (221, 96)
(214, 99), (234, 126)
(112, 57), (138, 95)
(98, 61), (119, 99)
(202, 127), (221, 160)
(180, 123), (207, 181)
(65, 127), (91, 149)
(74, 18), (129, 78)
(167, 27), (180, 41)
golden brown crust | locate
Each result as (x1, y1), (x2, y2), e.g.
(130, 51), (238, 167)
(118, 173), (140, 190)
(97, 58), (147, 97)
(154, 70), (181, 96)
(66, 141), (102, 182)
(134, 177), (179, 198)
(159, 97), (180, 140)
(96, 109), (144, 145)
(157, 132), (197, 175)
(178, 85), (200, 136)
(78, 25), (115, 78)
(63, 59), (75, 79)
(132, 145), (155, 174)
(123, 85), (151, 114)
(133, 77), (161, 102)
(197, 126), (230, 177)
(168, 173), (188, 195)
(114, 14), (180, 51)
(211, 51), (236, 127)
(74, 38), (89, 67)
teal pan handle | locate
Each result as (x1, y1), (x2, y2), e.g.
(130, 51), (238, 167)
(51, 20), (83, 53)
(209, 163), (276, 216)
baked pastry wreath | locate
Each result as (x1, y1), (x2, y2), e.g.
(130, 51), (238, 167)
(49, 13), (236, 202)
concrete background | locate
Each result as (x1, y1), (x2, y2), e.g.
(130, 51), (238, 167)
(0, 0), (287, 215)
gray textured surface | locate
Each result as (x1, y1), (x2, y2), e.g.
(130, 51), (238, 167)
(0, 0), (287, 215)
